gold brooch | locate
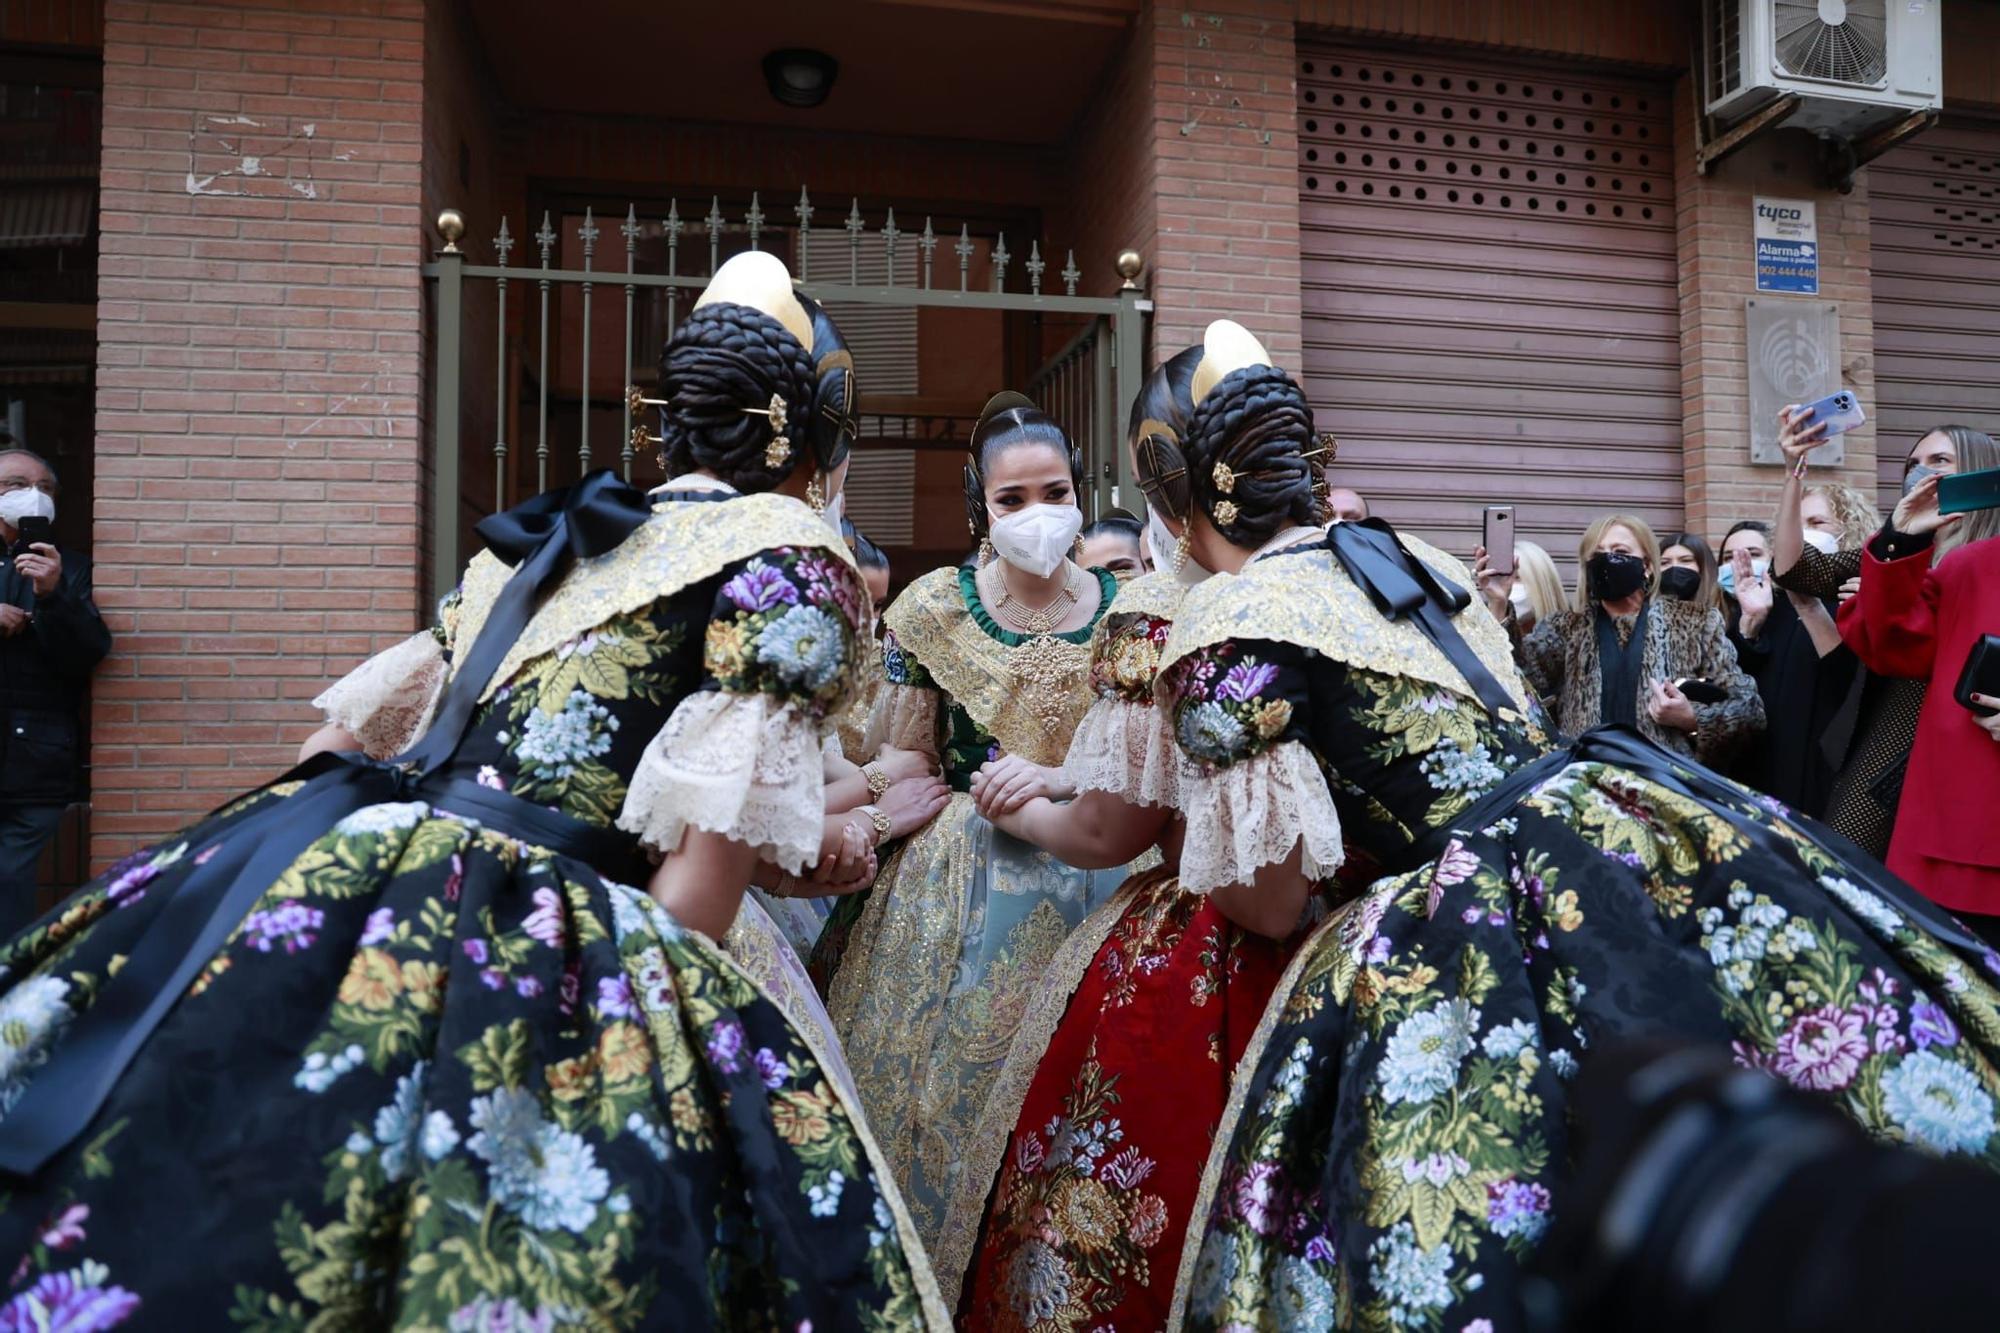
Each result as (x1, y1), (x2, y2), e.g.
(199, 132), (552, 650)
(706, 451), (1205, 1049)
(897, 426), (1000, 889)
(1213, 499), (1239, 527)
(1212, 461), (1237, 494)
(745, 394), (792, 469)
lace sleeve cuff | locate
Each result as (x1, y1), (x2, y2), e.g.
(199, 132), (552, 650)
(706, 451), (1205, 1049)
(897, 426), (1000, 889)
(616, 690), (825, 874)
(1062, 695), (1185, 809)
(862, 680), (940, 756)
(312, 631), (448, 760)
(1175, 739), (1344, 894)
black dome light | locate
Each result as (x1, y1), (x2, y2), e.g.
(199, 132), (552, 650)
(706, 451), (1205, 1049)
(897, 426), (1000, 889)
(763, 49), (839, 109)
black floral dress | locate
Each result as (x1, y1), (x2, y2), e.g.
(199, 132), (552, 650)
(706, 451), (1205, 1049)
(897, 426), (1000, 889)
(0, 492), (945, 1331)
(1163, 537), (2000, 1333)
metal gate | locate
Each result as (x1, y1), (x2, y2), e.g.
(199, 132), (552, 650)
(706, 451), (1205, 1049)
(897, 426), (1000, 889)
(1868, 119), (2000, 512)
(1295, 42), (1681, 567)
(421, 193), (1151, 602)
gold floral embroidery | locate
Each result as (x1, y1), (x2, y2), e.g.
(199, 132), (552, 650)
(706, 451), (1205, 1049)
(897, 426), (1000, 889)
(1162, 537), (1530, 717)
(880, 568), (1096, 767)
(454, 492), (856, 704)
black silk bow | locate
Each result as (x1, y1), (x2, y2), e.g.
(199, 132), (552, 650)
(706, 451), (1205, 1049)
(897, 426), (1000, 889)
(0, 472), (652, 1178)
(1322, 519), (1521, 720)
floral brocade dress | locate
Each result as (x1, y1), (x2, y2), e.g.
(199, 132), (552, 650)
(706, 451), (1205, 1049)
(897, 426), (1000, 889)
(814, 564), (1135, 1245)
(1166, 535), (2000, 1333)
(938, 569), (1307, 1330)
(0, 491), (946, 1331)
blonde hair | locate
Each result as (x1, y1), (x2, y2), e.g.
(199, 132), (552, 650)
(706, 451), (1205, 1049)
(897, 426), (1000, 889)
(1512, 540), (1567, 625)
(1803, 482), (1879, 553)
(1574, 513), (1661, 611)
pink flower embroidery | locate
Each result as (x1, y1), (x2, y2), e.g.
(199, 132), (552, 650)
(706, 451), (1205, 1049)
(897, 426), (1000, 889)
(1773, 1005), (1869, 1092)
(1233, 1161), (1281, 1236)
(523, 887), (565, 948)
(38, 1204), (87, 1250)
(1425, 841), (1480, 918)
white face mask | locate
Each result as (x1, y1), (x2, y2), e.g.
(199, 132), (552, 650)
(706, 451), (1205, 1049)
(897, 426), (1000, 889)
(820, 486), (846, 538)
(1147, 503), (1211, 585)
(1508, 583), (1532, 616)
(0, 487), (55, 529)
(1801, 527), (1841, 555)
(987, 502), (1083, 578)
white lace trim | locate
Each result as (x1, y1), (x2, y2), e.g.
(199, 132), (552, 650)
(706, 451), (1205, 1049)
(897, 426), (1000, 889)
(1176, 739), (1345, 894)
(1061, 695), (1187, 810)
(313, 631), (448, 760)
(862, 679), (940, 756)
(616, 691), (825, 874)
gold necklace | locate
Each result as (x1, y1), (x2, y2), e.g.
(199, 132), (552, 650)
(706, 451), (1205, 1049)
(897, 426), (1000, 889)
(989, 563), (1082, 636)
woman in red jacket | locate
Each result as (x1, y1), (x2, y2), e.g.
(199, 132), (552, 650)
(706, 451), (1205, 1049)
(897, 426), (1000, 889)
(1840, 468), (2000, 935)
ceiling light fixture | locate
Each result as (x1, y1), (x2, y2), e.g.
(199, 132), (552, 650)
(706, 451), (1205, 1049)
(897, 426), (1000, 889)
(762, 48), (839, 109)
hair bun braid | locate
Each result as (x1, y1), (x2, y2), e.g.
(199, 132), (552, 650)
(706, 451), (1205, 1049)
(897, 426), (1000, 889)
(1183, 363), (1318, 545)
(657, 301), (818, 490)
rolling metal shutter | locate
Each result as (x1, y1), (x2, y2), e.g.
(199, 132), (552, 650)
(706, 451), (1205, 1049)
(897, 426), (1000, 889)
(1868, 120), (2000, 512)
(1296, 44), (1681, 568)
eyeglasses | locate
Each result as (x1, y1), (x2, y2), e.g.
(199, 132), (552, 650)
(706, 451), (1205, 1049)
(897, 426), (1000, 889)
(0, 479), (54, 496)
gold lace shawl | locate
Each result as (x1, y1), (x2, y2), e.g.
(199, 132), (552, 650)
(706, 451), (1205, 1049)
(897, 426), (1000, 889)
(1098, 567), (1185, 626)
(880, 566), (1099, 768)
(1159, 535), (1530, 716)
(452, 492), (856, 703)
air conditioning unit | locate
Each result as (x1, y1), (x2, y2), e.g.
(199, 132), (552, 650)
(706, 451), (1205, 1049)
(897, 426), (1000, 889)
(1706, 0), (1942, 135)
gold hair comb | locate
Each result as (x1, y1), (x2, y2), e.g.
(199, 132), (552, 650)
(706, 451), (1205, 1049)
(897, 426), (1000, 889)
(744, 394), (792, 468)
(1212, 462), (1237, 494)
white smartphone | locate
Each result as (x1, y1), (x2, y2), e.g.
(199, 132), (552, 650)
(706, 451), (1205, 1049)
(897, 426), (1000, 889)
(1482, 505), (1516, 577)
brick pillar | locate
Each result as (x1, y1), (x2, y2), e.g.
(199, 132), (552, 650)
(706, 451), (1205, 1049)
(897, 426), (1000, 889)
(1672, 75), (1880, 538)
(1147, 0), (1305, 368)
(92, 0), (426, 866)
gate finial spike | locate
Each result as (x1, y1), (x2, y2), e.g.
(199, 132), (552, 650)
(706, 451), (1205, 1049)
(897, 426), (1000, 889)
(494, 215), (514, 266)
(620, 204), (640, 249)
(955, 224), (974, 292)
(1061, 248), (1080, 296)
(746, 192), (764, 251)
(1026, 240), (1046, 295)
(535, 211), (556, 260)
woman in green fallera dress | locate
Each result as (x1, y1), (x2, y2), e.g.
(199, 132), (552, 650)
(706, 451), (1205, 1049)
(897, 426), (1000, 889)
(814, 395), (1137, 1243)
(0, 254), (947, 1330)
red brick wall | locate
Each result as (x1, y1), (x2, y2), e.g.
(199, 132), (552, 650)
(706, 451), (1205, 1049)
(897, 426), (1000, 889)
(1148, 0), (1304, 369)
(1671, 75), (1880, 540)
(91, 0), (426, 865)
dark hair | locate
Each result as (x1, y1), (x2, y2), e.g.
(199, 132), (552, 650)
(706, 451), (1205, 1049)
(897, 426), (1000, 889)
(853, 532), (889, 572)
(1662, 530), (1724, 615)
(961, 393), (1082, 539)
(1082, 515), (1143, 544)
(656, 301), (818, 490)
(1129, 346), (1203, 523)
(0, 448), (57, 495)
(798, 293), (857, 472)
(1181, 363), (1319, 544)
(1722, 518), (1772, 546)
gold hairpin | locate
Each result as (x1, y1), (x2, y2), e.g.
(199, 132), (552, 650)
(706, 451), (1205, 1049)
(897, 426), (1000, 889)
(743, 394), (792, 468)
(1212, 461), (1237, 494)
(1213, 499), (1239, 527)
(1302, 432), (1338, 465)
(627, 385), (668, 416)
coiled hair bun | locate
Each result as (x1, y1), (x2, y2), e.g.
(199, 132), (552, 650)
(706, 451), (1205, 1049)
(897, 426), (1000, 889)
(1129, 344), (1203, 523)
(656, 300), (818, 492)
(1182, 362), (1319, 545)
(799, 293), (857, 473)
(961, 391), (1083, 539)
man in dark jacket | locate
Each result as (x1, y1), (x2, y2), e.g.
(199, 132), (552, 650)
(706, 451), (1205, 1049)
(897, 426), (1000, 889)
(0, 447), (110, 935)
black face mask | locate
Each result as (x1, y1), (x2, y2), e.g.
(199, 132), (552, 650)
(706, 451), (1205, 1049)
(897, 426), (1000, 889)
(1658, 565), (1702, 602)
(1587, 551), (1650, 603)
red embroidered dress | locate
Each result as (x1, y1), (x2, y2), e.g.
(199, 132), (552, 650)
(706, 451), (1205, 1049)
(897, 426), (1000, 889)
(939, 571), (1306, 1330)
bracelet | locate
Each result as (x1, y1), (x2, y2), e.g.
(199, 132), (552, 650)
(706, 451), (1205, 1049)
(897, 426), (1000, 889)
(858, 803), (892, 847)
(1791, 457), (1809, 480)
(861, 762), (891, 799)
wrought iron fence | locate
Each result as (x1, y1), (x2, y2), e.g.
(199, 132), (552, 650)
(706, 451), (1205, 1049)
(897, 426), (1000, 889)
(419, 191), (1151, 601)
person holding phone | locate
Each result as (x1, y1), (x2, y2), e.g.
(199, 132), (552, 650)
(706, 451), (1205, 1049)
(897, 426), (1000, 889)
(1515, 513), (1763, 765)
(0, 447), (109, 935)
(1840, 463), (2000, 932)
(1777, 411), (1995, 858)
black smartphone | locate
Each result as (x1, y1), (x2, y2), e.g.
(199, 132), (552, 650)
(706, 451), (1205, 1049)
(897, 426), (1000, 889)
(1674, 677), (1729, 706)
(1938, 466), (2000, 517)
(11, 515), (52, 560)
(1482, 505), (1516, 576)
